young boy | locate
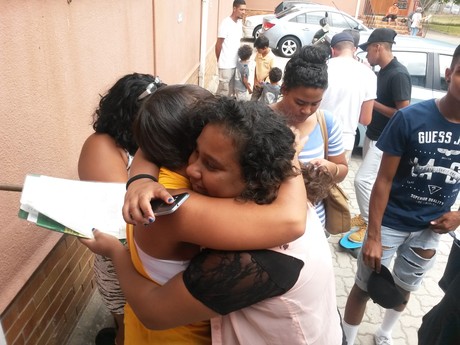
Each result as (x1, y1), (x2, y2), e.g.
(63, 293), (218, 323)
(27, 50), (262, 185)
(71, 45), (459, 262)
(259, 67), (282, 105)
(251, 35), (276, 101)
(343, 44), (460, 345)
(234, 44), (253, 100)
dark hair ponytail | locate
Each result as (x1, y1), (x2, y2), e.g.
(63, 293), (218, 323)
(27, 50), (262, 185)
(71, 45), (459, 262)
(283, 45), (328, 91)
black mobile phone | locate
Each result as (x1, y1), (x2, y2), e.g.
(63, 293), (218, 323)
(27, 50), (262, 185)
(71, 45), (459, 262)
(150, 192), (190, 216)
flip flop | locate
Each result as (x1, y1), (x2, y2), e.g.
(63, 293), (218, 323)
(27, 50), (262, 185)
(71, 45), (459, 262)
(339, 230), (363, 250)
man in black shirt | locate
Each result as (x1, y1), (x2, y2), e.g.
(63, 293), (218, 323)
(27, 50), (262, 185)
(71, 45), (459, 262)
(347, 28), (411, 245)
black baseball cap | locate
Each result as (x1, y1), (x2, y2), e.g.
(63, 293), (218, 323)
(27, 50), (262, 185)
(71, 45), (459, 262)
(358, 28), (397, 51)
(367, 265), (406, 309)
(331, 32), (354, 48)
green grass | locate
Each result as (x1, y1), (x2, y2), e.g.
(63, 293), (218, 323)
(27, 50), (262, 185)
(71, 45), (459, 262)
(430, 14), (460, 25)
(427, 14), (460, 36)
(427, 22), (460, 35)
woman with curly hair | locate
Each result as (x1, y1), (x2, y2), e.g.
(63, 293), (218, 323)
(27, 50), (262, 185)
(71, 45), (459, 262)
(78, 73), (165, 345)
(272, 44), (348, 234)
(82, 95), (344, 344)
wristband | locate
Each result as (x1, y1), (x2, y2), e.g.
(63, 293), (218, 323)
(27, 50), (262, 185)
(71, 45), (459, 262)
(126, 174), (158, 190)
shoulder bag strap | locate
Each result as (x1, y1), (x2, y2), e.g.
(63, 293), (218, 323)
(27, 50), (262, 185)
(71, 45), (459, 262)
(315, 109), (328, 159)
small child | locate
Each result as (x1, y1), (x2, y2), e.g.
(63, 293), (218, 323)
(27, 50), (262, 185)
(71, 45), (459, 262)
(259, 67), (282, 105)
(234, 44), (253, 101)
(251, 35), (276, 101)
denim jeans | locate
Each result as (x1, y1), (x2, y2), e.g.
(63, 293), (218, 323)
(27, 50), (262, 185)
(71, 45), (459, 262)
(354, 136), (382, 223)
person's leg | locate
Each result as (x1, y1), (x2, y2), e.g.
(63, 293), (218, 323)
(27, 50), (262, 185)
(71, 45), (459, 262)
(373, 228), (440, 344)
(250, 84), (263, 101)
(375, 286), (409, 345)
(344, 233), (388, 343)
(93, 254), (126, 345)
(345, 226), (407, 344)
(114, 313), (124, 345)
(228, 68), (236, 98)
(354, 137), (382, 221)
(216, 68), (233, 96)
(349, 137), (382, 242)
(343, 284), (370, 344)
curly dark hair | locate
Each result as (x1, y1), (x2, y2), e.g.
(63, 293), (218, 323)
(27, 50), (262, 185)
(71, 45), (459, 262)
(92, 73), (165, 155)
(238, 44), (253, 61)
(301, 163), (334, 204)
(189, 97), (298, 204)
(283, 45), (328, 91)
(268, 67), (282, 83)
(134, 84), (213, 170)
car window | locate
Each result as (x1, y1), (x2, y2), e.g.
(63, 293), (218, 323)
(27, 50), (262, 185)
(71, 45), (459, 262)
(393, 51), (428, 87)
(276, 7), (300, 19)
(305, 11), (326, 25)
(439, 54), (452, 91)
(290, 13), (307, 23)
(356, 50), (428, 88)
(329, 12), (358, 29)
(274, 2), (284, 13)
(275, 1), (310, 14)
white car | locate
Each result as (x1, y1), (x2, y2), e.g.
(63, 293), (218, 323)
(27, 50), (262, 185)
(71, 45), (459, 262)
(262, 5), (370, 57)
(243, 14), (275, 39)
(243, 1), (315, 39)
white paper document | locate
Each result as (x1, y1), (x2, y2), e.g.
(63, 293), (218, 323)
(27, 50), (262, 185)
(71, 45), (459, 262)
(19, 174), (127, 239)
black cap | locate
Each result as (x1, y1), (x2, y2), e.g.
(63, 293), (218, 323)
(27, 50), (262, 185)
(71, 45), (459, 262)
(331, 32), (354, 47)
(358, 28), (397, 51)
(367, 265), (406, 309)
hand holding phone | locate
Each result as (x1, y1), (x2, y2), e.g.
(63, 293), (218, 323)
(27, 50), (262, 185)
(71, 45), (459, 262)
(150, 192), (190, 216)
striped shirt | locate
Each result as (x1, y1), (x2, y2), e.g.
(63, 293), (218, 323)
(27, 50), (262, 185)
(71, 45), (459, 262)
(298, 110), (344, 226)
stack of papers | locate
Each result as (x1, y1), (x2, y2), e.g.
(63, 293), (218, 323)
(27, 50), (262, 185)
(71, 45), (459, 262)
(19, 174), (127, 239)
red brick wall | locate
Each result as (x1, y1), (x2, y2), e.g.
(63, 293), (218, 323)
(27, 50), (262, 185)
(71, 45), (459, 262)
(1, 236), (95, 345)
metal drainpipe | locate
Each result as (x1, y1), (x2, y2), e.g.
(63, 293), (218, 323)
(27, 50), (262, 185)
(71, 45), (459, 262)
(0, 184), (22, 192)
(355, 0), (362, 19)
(199, 0), (209, 87)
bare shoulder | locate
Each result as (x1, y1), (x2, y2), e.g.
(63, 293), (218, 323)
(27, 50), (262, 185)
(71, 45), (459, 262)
(80, 133), (125, 160)
(78, 133), (128, 182)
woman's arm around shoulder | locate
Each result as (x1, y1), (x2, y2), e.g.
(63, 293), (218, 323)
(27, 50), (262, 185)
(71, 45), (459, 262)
(151, 171), (307, 250)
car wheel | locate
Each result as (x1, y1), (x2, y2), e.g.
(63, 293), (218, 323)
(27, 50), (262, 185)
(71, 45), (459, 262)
(252, 25), (262, 39)
(278, 36), (300, 58)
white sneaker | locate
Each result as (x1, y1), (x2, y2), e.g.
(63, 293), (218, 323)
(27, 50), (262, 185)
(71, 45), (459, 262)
(374, 333), (393, 345)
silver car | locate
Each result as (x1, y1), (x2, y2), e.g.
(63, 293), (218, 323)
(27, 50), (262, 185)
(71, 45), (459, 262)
(354, 35), (457, 148)
(262, 5), (370, 58)
(243, 1), (316, 39)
